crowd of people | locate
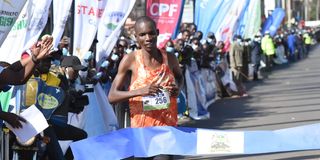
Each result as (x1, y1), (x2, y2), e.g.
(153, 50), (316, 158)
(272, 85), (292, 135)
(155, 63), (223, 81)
(0, 14), (317, 159)
(99, 19), (316, 121)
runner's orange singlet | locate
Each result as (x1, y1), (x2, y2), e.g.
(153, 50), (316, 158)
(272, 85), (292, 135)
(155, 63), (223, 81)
(129, 50), (177, 128)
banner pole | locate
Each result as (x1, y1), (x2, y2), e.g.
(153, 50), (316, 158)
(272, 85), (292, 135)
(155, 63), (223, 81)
(70, 0), (75, 55)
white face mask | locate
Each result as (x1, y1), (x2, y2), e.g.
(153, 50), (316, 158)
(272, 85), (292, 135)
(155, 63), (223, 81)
(101, 60), (110, 68)
(78, 70), (87, 79)
(125, 48), (133, 54)
(84, 51), (93, 61)
(62, 48), (69, 56)
(174, 52), (179, 58)
(166, 47), (175, 53)
(192, 44), (198, 50)
(111, 54), (119, 61)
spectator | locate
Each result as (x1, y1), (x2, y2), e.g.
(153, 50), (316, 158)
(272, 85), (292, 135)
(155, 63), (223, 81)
(0, 36), (53, 128)
(181, 29), (191, 43)
(303, 30), (312, 55)
(251, 35), (263, 80)
(287, 30), (296, 62)
(229, 35), (247, 96)
(261, 31), (275, 71)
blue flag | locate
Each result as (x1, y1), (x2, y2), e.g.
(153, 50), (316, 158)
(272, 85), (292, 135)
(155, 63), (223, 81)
(262, 8), (285, 36)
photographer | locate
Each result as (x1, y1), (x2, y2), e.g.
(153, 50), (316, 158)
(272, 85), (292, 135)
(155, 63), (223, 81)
(14, 53), (88, 160)
(52, 55), (88, 160)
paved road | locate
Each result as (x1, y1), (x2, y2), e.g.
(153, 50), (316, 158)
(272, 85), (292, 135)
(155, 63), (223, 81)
(178, 45), (320, 160)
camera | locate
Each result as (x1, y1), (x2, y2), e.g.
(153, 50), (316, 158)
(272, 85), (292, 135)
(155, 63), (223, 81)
(84, 83), (94, 93)
(67, 89), (90, 114)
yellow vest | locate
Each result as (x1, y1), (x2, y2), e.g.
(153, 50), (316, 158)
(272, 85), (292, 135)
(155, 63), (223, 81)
(261, 36), (275, 56)
(303, 33), (312, 45)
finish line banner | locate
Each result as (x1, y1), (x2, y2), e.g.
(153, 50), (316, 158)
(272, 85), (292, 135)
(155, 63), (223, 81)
(71, 123), (320, 160)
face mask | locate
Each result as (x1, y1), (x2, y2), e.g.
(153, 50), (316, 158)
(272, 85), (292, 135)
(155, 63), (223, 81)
(184, 42), (188, 47)
(111, 54), (119, 61)
(84, 51), (93, 61)
(166, 47), (174, 53)
(192, 44), (198, 50)
(125, 48), (133, 54)
(101, 60), (110, 68)
(174, 52), (179, 58)
(62, 48), (69, 56)
(52, 59), (60, 66)
(237, 39), (242, 43)
(200, 39), (207, 45)
(79, 70), (87, 79)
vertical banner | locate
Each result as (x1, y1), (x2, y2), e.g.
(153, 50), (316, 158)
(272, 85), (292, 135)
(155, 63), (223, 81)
(262, 8), (285, 37)
(241, 0), (261, 39)
(0, 0), (52, 63)
(52, 0), (73, 48)
(0, 0), (27, 46)
(146, 0), (184, 48)
(214, 0), (248, 51)
(195, 0), (224, 37)
(96, 0), (136, 62)
(73, 0), (106, 59)
(234, 0), (251, 37)
(195, 0), (249, 51)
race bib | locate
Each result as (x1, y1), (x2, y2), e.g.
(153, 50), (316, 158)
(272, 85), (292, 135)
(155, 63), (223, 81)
(142, 90), (170, 111)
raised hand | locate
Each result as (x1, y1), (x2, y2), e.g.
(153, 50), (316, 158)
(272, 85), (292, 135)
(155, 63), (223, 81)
(30, 35), (54, 61)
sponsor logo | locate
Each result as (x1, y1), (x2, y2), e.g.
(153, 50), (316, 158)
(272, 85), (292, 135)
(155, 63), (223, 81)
(103, 11), (125, 31)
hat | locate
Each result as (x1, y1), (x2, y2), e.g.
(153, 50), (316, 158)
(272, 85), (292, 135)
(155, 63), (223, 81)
(60, 36), (70, 44)
(207, 32), (215, 39)
(61, 56), (87, 71)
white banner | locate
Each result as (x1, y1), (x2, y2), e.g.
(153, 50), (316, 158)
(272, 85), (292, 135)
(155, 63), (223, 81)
(52, 0), (73, 48)
(0, 0), (27, 46)
(0, 0), (52, 63)
(73, 0), (107, 60)
(96, 0), (136, 63)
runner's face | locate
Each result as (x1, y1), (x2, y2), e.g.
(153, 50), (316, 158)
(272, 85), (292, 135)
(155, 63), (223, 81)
(135, 22), (158, 52)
